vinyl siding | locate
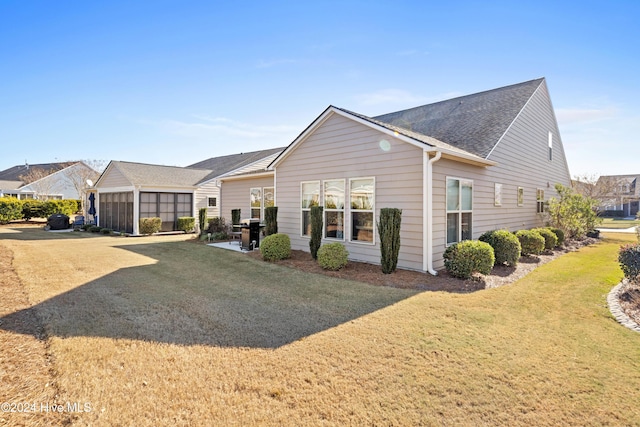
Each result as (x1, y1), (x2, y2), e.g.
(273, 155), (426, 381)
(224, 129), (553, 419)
(195, 181), (221, 218)
(275, 112), (425, 270)
(430, 82), (572, 269)
(220, 175), (275, 222)
(98, 166), (131, 188)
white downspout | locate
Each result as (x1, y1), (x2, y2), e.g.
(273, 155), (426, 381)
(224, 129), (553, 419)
(423, 149), (442, 275)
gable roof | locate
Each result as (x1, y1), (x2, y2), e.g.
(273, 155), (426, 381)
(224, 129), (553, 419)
(373, 78), (545, 158)
(0, 162), (77, 182)
(102, 161), (214, 188)
(271, 79), (546, 169)
(187, 147), (285, 181)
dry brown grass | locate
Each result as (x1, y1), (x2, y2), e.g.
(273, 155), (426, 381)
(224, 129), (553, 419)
(1, 225), (639, 426)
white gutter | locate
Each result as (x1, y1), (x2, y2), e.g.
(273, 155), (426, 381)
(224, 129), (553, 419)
(424, 149), (442, 275)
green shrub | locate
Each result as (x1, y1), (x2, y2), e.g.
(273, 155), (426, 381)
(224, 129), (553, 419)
(378, 208), (402, 274)
(139, 217), (162, 235)
(265, 206), (278, 236)
(206, 217), (228, 234)
(260, 233), (291, 261)
(548, 183), (601, 239)
(81, 224), (93, 231)
(89, 226), (102, 233)
(0, 197), (23, 224)
(210, 232), (228, 241)
(532, 227), (558, 250)
(443, 240), (495, 279)
(100, 228), (113, 235)
(21, 200), (44, 220)
(317, 243), (349, 271)
(198, 207), (208, 234)
(177, 217), (195, 233)
(548, 227), (565, 247)
(619, 244), (640, 280)
(309, 206), (323, 260)
(515, 230), (545, 256)
(42, 199), (78, 217)
(479, 229), (521, 267)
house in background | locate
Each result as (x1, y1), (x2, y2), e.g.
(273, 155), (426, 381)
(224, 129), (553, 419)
(94, 148), (283, 234)
(0, 161), (98, 200)
(257, 78), (571, 272)
(596, 174), (640, 217)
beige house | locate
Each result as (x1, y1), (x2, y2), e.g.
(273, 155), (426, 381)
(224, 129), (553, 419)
(222, 78), (571, 272)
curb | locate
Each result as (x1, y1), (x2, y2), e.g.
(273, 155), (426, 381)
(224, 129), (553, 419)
(607, 281), (640, 333)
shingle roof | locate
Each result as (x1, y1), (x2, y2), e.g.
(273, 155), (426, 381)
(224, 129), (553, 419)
(0, 162), (77, 182)
(110, 161), (213, 187)
(187, 147), (285, 181)
(373, 78), (544, 158)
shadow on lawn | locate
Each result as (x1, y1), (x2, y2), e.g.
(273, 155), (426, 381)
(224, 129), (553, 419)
(0, 241), (419, 349)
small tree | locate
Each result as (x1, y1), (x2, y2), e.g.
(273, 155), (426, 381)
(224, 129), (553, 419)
(264, 206), (278, 236)
(309, 206), (323, 260)
(377, 208), (402, 274)
(548, 183), (602, 239)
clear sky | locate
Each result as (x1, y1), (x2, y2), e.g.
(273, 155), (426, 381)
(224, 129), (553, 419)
(1, 1), (638, 177)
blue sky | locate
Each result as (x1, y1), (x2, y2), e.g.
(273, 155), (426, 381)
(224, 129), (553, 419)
(1, 1), (638, 177)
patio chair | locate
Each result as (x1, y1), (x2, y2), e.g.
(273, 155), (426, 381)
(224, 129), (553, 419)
(72, 215), (85, 229)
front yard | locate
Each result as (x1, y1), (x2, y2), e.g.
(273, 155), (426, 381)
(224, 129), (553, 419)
(1, 227), (639, 426)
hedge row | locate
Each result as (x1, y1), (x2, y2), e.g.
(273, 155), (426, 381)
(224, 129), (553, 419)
(0, 197), (81, 224)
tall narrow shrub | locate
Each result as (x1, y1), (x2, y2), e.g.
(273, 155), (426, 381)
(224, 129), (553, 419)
(310, 206), (323, 260)
(198, 207), (207, 235)
(231, 209), (241, 232)
(377, 208), (402, 274)
(265, 206), (278, 236)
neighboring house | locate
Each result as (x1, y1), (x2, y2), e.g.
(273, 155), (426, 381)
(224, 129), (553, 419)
(596, 174), (640, 217)
(0, 161), (98, 200)
(94, 148), (284, 234)
(248, 77), (572, 272)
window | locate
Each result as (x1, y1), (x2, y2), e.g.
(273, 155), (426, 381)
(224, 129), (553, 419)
(324, 180), (345, 239)
(494, 183), (502, 206)
(250, 188), (261, 219)
(301, 181), (320, 236)
(548, 131), (553, 161)
(264, 187), (275, 209)
(536, 189), (545, 213)
(208, 197), (217, 207)
(350, 178), (375, 243)
(140, 192), (192, 232)
(446, 178), (473, 245)
(517, 187), (524, 207)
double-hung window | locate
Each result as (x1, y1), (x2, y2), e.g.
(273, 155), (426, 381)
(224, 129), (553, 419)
(446, 178), (473, 245)
(350, 178), (375, 243)
(536, 189), (545, 213)
(324, 180), (345, 239)
(250, 188), (262, 219)
(301, 181), (320, 236)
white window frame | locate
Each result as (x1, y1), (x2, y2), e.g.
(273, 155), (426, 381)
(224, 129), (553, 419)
(494, 183), (502, 207)
(250, 188), (262, 220)
(517, 187), (524, 207)
(548, 131), (553, 161)
(349, 177), (376, 245)
(446, 177), (473, 245)
(323, 179), (345, 241)
(536, 188), (545, 214)
(300, 181), (320, 238)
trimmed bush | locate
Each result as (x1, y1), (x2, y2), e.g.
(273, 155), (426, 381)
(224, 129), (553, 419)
(21, 200), (44, 221)
(89, 226), (102, 233)
(177, 217), (195, 233)
(443, 240), (495, 279)
(532, 227), (558, 250)
(139, 217), (162, 235)
(206, 217), (228, 235)
(548, 227), (565, 247)
(42, 199), (78, 217)
(260, 233), (291, 261)
(378, 208), (402, 274)
(619, 244), (640, 280)
(479, 229), (521, 267)
(317, 243), (349, 271)
(265, 206), (278, 236)
(309, 206), (323, 260)
(198, 207), (207, 234)
(100, 228), (113, 235)
(515, 229), (545, 256)
(0, 197), (23, 224)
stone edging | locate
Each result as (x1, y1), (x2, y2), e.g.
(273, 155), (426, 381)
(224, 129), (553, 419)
(607, 281), (640, 333)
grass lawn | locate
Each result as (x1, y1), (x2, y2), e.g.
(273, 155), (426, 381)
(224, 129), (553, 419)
(1, 227), (639, 426)
(600, 218), (640, 229)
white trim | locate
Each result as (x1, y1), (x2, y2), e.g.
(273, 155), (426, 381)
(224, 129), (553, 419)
(425, 150), (442, 275)
(445, 176), (474, 245)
